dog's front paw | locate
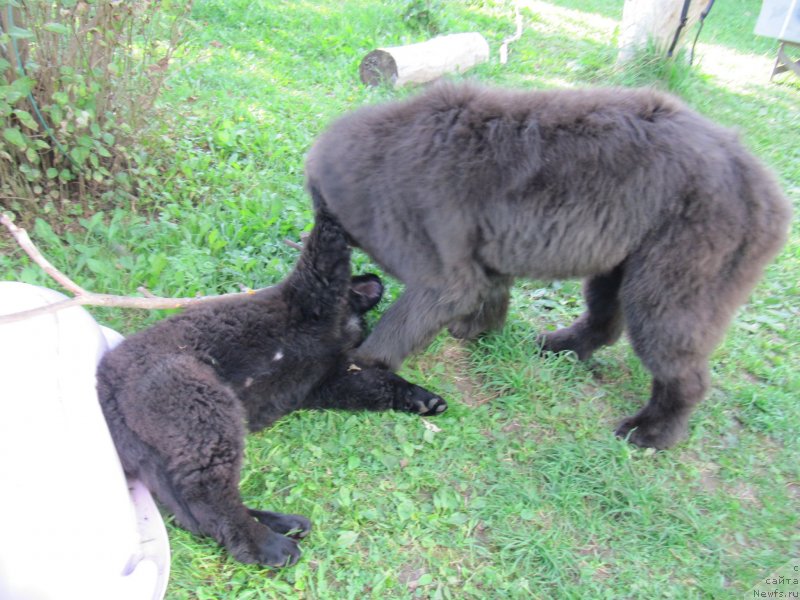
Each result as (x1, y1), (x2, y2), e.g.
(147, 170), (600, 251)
(233, 527), (303, 567)
(397, 385), (447, 416)
(258, 532), (302, 567)
(615, 414), (686, 450)
(249, 509), (312, 539)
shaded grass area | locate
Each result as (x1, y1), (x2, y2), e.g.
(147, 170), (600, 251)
(2, 0), (798, 597)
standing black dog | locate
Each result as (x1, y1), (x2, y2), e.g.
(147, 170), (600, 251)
(305, 82), (791, 449)
(96, 210), (446, 567)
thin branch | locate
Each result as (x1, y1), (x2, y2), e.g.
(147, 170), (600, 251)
(499, 1), (523, 65)
(2, 212), (87, 295)
(283, 238), (303, 251)
(137, 286), (158, 298)
(0, 213), (282, 325)
(1, 297), (85, 324)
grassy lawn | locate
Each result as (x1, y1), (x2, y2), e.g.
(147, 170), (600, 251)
(2, 0), (798, 597)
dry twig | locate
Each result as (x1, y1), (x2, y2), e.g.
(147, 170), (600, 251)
(499, 2), (523, 65)
(0, 213), (280, 325)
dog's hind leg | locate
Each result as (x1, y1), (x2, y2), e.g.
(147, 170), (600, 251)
(538, 262), (625, 360)
(613, 213), (758, 449)
(123, 356), (305, 566)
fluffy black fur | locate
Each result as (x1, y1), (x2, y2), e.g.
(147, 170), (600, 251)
(305, 82), (791, 449)
(96, 211), (446, 567)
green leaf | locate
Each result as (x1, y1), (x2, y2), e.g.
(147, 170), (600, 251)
(13, 109), (38, 130)
(7, 26), (34, 40)
(42, 22), (70, 35)
(69, 145), (90, 165)
(86, 258), (110, 276)
(19, 164), (40, 181)
(46, 167), (58, 179)
(3, 126), (26, 149)
(335, 531), (359, 549)
(148, 253), (168, 278)
(33, 218), (57, 244)
(396, 499), (415, 521)
(446, 512), (469, 525)
(10, 76), (34, 97)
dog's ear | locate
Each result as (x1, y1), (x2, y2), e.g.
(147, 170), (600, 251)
(349, 274), (383, 313)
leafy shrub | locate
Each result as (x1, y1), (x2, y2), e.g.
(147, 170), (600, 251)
(0, 0), (192, 221)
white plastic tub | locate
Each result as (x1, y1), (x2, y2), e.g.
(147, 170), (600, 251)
(0, 282), (170, 600)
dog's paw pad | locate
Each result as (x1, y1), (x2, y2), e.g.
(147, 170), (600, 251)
(416, 394), (447, 416)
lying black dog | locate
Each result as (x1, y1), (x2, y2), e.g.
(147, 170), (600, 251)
(96, 210), (446, 567)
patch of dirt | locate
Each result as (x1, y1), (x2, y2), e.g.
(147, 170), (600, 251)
(680, 448), (722, 493)
(576, 541), (615, 582)
(787, 482), (800, 500)
(472, 521), (491, 545)
(743, 370), (767, 384)
(397, 564), (427, 591)
(414, 339), (500, 407)
(727, 481), (761, 506)
(698, 466), (722, 493)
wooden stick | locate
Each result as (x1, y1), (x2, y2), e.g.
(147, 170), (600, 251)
(0, 213), (276, 325)
(1, 213), (87, 296)
(283, 238), (303, 251)
(499, 2), (523, 65)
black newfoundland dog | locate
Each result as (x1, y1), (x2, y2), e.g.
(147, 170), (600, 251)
(306, 82), (790, 449)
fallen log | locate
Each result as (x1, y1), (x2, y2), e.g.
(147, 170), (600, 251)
(359, 32), (490, 87)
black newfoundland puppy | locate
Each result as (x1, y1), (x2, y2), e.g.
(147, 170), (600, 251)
(305, 82), (791, 449)
(96, 210), (446, 567)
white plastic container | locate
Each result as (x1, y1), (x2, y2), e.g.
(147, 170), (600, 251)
(0, 282), (170, 600)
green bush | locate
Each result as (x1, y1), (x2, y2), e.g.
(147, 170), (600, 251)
(0, 0), (191, 221)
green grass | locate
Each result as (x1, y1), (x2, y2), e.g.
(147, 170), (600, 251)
(2, 0), (798, 597)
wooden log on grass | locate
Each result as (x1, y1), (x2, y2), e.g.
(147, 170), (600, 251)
(359, 32), (490, 88)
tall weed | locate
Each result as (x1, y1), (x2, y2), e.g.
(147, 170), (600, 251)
(0, 0), (192, 222)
